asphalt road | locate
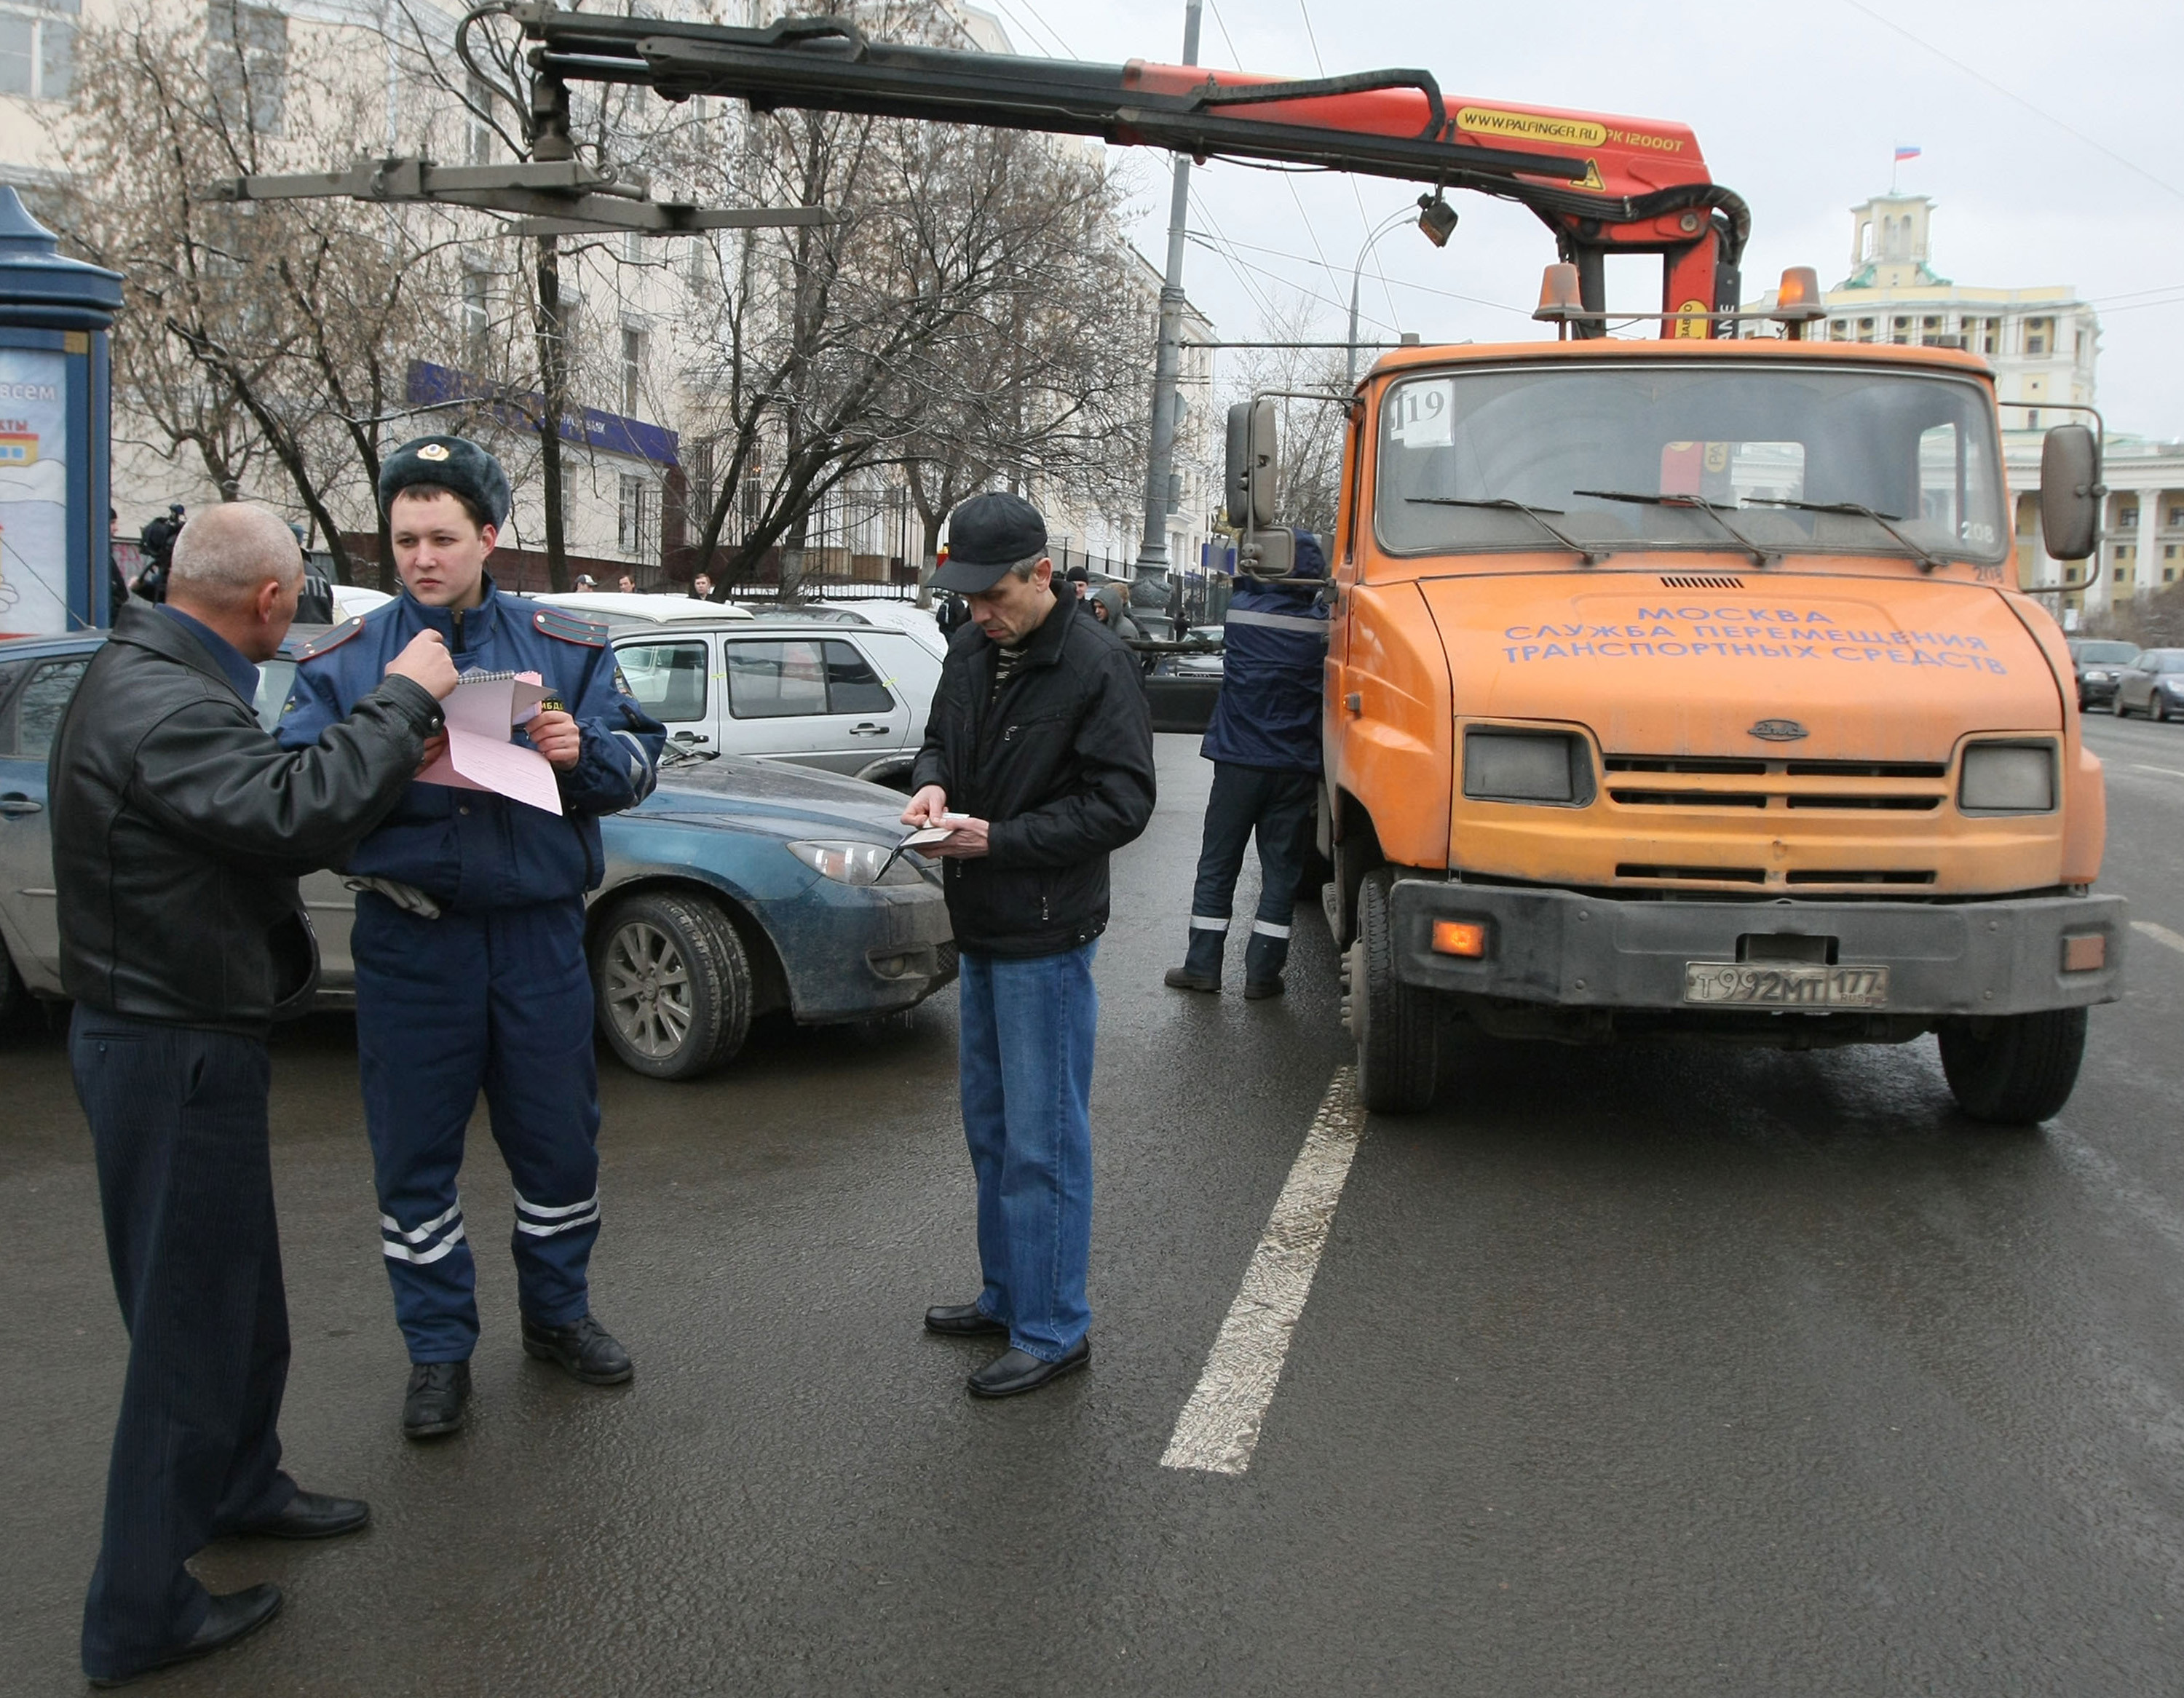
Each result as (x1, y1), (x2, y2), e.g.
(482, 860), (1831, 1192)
(6, 725), (2184, 1696)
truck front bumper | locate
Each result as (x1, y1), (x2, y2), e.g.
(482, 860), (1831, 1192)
(1387, 880), (2127, 1017)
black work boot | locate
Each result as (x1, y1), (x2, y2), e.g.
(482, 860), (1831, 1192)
(403, 1360), (472, 1440)
(521, 1312), (634, 1385)
(1163, 924), (1227, 993)
(1243, 928), (1291, 1000)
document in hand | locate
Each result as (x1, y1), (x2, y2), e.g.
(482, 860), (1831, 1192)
(876, 814), (973, 878)
(417, 669), (564, 816)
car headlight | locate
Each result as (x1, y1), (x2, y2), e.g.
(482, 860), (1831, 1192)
(786, 839), (924, 886)
(1958, 742), (2056, 814)
(1463, 729), (1594, 806)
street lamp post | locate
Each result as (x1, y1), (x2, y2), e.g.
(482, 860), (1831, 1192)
(1345, 207), (1414, 390)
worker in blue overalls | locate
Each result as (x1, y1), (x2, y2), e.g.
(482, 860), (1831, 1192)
(279, 436), (664, 1440)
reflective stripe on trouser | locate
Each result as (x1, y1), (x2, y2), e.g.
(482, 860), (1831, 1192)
(1187, 761), (1318, 928)
(353, 892), (603, 1363)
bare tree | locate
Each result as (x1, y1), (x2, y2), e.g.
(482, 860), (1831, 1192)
(1219, 295), (1350, 536)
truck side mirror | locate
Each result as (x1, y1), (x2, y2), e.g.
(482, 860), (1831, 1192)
(1224, 397), (1278, 530)
(1238, 528), (1294, 579)
(2039, 423), (2102, 561)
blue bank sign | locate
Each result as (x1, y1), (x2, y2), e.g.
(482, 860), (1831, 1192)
(405, 360), (680, 467)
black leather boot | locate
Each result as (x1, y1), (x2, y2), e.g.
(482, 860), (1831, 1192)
(402, 1361), (471, 1439)
(1163, 923), (1226, 992)
(521, 1312), (634, 1385)
(1243, 928), (1291, 999)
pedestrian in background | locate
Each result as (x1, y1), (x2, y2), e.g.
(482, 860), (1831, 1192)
(617, 572), (636, 593)
(50, 503), (456, 1686)
(690, 571), (715, 600)
(1164, 529), (1331, 999)
(904, 491), (1155, 1397)
(279, 437), (664, 1440)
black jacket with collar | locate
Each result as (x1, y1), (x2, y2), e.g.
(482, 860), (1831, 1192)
(49, 602), (442, 1036)
(911, 587), (1156, 957)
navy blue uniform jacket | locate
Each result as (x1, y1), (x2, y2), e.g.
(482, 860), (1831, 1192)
(277, 577), (665, 908)
(1199, 572), (1332, 774)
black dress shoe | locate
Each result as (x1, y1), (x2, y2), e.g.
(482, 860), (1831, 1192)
(925, 1301), (1008, 1337)
(87, 1583), (283, 1687)
(968, 1337), (1091, 1398)
(521, 1312), (634, 1384)
(403, 1360), (472, 1439)
(1163, 967), (1221, 993)
(1243, 977), (1286, 1000)
(234, 1488), (370, 1540)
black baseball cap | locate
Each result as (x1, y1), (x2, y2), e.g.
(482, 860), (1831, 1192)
(933, 492), (1048, 593)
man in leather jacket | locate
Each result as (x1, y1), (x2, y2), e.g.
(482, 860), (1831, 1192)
(903, 492), (1155, 1398)
(49, 502), (456, 1687)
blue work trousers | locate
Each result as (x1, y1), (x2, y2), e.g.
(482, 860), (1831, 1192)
(71, 1009), (297, 1683)
(1190, 761), (1317, 931)
(352, 893), (603, 1362)
(957, 941), (1099, 1362)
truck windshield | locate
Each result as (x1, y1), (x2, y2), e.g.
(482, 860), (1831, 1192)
(1375, 362), (2006, 566)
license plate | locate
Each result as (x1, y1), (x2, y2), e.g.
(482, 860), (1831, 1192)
(1682, 962), (1891, 1009)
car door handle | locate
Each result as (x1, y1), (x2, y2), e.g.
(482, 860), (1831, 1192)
(0, 793), (41, 816)
(670, 731), (711, 744)
(848, 723), (891, 735)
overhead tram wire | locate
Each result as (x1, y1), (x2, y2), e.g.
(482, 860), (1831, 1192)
(1185, 226), (1531, 320)
(1184, 229), (1404, 338)
(1288, 0), (1403, 344)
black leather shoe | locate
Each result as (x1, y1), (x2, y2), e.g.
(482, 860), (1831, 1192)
(403, 1360), (471, 1439)
(87, 1584), (283, 1687)
(233, 1488), (370, 1540)
(968, 1337), (1091, 1398)
(1243, 977), (1286, 1000)
(1163, 967), (1221, 993)
(925, 1301), (1008, 1337)
(521, 1312), (633, 1385)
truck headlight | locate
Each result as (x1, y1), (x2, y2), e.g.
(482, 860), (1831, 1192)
(786, 839), (922, 886)
(1958, 742), (2056, 814)
(1463, 729), (1594, 806)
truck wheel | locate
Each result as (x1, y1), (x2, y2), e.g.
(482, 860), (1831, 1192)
(1937, 1007), (2088, 1125)
(593, 891), (752, 1081)
(1348, 870), (1438, 1114)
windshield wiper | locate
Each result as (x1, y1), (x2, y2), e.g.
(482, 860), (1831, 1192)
(1743, 497), (1946, 572)
(1572, 488), (1773, 568)
(1406, 496), (1609, 565)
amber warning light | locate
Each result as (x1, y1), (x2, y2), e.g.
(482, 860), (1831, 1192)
(1431, 919), (1489, 959)
(1773, 266), (1824, 339)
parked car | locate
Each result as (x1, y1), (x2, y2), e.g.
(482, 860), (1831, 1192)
(2115, 647), (2184, 721)
(0, 631), (955, 1079)
(2068, 638), (2140, 711)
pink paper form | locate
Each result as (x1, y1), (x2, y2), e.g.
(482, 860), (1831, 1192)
(417, 670), (564, 816)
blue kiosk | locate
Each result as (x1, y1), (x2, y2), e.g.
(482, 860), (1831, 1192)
(0, 186), (121, 638)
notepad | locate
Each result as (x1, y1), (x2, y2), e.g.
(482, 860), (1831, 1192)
(417, 670), (564, 816)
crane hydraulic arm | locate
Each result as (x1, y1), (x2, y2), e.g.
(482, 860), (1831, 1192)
(507, 3), (1749, 337)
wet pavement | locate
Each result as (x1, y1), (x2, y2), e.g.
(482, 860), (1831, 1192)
(5, 724), (2184, 1695)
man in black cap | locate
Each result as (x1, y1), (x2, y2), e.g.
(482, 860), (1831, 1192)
(278, 435), (665, 1440)
(905, 491), (1156, 1397)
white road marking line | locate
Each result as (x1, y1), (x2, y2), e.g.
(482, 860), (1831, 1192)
(2129, 763), (2184, 781)
(2132, 919), (2184, 958)
(1161, 1066), (1366, 1477)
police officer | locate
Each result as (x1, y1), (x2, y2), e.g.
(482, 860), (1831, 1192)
(289, 524), (335, 624)
(1164, 530), (1332, 999)
(278, 436), (665, 1440)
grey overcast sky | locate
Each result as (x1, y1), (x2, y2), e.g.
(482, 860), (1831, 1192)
(974, 0), (2184, 438)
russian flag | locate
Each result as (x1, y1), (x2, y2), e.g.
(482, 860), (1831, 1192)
(1894, 145), (1921, 162)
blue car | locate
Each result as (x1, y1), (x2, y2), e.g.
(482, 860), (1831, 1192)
(0, 630), (954, 1080)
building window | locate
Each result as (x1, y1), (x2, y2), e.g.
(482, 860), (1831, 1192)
(2119, 508), (2139, 528)
(1856, 317), (1875, 342)
(1829, 318), (1847, 340)
(740, 461), (762, 525)
(2024, 317), (2052, 357)
(2114, 542), (2133, 559)
(465, 73), (493, 164)
(461, 268), (489, 370)
(618, 473), (657, 559)
(620, 326), (646, 418)
(2168, 506), (2183, 528)
(0, 5), (74, 101)
(1982, 318), (2001, 354)
(1891, 315), (1910, 341)
(207, 0), (286, 134)
(686, 439), (715, 524)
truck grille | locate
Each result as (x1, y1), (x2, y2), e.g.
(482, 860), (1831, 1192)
(1603, 753), (1947, 813)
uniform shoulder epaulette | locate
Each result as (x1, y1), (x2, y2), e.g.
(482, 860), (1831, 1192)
(534, 606), (607, 648)
(294, 616), (365, 661)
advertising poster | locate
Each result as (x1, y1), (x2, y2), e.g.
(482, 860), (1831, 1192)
(0, 348), (68, 636)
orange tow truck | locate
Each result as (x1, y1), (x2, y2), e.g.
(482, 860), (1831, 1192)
(520, 5), (2125, 1120)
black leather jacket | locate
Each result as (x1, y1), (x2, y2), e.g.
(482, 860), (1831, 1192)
(49, 603), (441, 1035)
(911, 589), (1156, 957)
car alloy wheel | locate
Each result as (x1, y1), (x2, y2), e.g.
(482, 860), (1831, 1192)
(593, 892), (753, 1080)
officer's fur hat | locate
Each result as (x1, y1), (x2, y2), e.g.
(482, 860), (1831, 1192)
(379, 435), (512, 531)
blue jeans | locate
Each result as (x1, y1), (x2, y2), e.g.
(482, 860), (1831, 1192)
(956, 941), (1098, 1361)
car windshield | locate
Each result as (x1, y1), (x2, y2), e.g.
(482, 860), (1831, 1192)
(2076, 642), (2139, 664)
(1374, 362), (2006, 565)
(2153, 649), (2184, 673)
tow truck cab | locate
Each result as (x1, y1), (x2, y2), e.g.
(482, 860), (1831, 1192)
(1303, 336), (2124, 1120)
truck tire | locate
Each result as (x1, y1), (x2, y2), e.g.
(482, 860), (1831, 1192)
(1937, 1007), (2087, 1124)
(592, 891), (752, 1081)
(1349, 869), (1438, 1114)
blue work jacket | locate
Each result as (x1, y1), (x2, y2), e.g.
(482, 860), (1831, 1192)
(1200, 575), (1332, 774)
(277, 576), (665, 909)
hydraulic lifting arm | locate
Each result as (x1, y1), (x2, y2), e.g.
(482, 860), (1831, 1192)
(509, 3), (1749, 338)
